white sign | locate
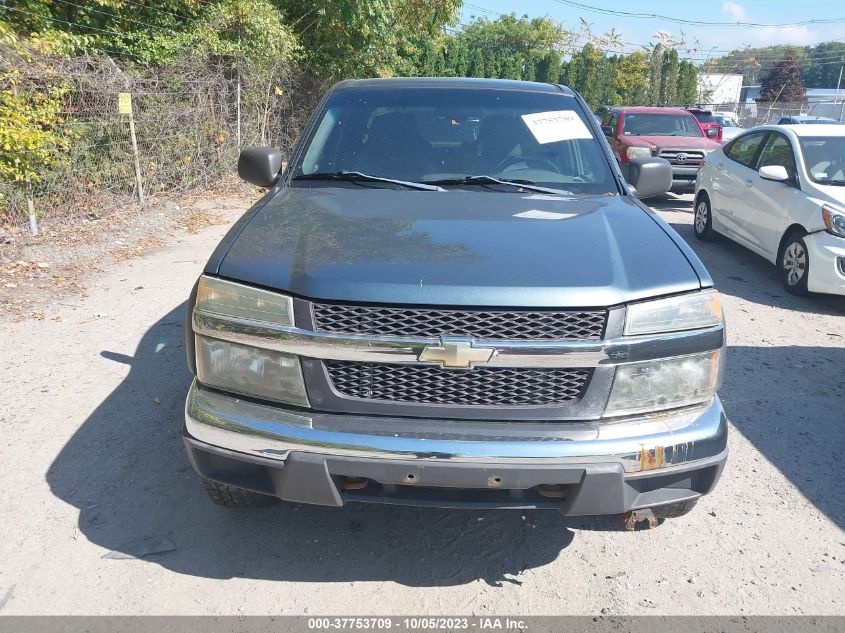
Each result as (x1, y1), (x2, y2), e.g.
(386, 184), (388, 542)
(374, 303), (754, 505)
(521, 110), (593, 144)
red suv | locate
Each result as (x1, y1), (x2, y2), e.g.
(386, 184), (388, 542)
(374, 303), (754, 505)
(685, 108), (723, 143)
(600, 106), (721, 192)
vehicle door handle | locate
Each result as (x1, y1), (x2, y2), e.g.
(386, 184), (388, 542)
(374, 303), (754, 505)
(744, 179), (753, 187)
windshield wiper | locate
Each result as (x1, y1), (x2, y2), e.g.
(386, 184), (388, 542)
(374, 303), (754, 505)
(422, 175), (573, 196)
(291, 171), (444, 191)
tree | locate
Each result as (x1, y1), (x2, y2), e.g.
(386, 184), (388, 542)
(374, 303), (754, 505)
(0, 27), (72, 234)
(661, 48), (679, 105)
(456, 14), (571, 60)
(445, 39), (469, 77)
(467, 47), (485, 78)
(277, 0), (460, 78)
(534, 51), (562, 84)
(616, 51), (649, 105)
(801, 42), (845, 87)
(758, 48), (806, 103)
(647, 43), (664, 105)
(677, 60), (698, 104)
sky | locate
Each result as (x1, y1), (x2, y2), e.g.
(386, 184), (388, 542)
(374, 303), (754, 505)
(459, 0), (845, 58)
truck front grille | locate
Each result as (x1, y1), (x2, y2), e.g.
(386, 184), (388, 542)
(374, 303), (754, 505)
(324, 361), (591, 407)
(312, 303), (607, 340)
(658, 149), (705, 165)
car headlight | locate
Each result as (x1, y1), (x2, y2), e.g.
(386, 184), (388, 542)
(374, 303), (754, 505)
(625, 290), (722, 336)
(604, 351), (720, 417)
(195, 335), (309, 407)
(822, 205), (845, 238)
(193, 275), (307, 406)
(626, 146), (652, 160)
(195, 274), (293, 326)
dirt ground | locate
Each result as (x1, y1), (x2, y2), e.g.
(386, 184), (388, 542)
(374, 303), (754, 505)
(0, 192), (843, 615)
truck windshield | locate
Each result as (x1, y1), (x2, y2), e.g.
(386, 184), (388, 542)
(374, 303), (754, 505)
(622, 113), (703, 137)
(291, 86), (616, 195)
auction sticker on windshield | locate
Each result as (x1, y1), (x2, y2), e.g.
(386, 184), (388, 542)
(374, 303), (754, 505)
(521, 110), (593, 144)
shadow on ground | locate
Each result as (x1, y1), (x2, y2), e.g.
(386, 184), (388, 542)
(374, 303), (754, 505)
(46, 241), (845, 580)
(47, 303), (613, 585)
(667, 217), (845, 316)
(663, 213), (845, 530)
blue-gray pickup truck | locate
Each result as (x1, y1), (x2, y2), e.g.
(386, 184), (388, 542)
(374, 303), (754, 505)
(182, 78), (727, 528)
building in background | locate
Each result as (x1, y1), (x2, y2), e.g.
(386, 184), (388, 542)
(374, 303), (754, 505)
(697, 73), (743, 107)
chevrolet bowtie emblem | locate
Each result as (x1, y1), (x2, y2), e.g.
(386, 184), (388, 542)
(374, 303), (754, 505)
(418, 337), (494, 369)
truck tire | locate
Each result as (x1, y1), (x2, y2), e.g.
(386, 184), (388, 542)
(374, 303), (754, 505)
(201, 478), (279, 508)
(652, 499), (698, 519)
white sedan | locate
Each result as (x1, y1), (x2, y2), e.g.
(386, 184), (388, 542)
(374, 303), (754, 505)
(694, 124), (845, 296)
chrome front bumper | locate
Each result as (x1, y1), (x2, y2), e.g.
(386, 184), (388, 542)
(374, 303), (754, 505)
(184, 382), (727, 511)
(185, 381), (727, 472)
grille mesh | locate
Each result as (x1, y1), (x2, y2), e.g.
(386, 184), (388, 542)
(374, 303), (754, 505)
(312, 303), (606, 340)
(325, 361), (591, 407)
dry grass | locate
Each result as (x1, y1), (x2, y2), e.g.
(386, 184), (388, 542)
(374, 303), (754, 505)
(0, 178), (260, 320)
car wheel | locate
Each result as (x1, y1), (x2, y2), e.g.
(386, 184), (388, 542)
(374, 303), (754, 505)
(202, 478), (279, 508)
(693, 196), (713, 241)
(779, 233), (810, 296)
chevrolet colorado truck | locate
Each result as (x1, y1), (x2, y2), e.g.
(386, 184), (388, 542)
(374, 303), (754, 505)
(601, 106), (722, 193)
(183, 78), (728, 526)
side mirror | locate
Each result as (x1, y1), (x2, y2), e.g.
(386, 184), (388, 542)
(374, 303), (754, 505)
(759, 164), (789, 182)
(625, 157), (672, 199)
(601, 125), (614, 136)
(706, 128), (719, 138)
(238, 147), (282, 188)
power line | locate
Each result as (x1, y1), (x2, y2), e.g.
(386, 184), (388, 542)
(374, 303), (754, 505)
(49, 0), (185, 36)
(0, 5), (144, 47)
(550, 0), (845, 28)
(461, 3), (845, 58)
(102, 0), (195, 23)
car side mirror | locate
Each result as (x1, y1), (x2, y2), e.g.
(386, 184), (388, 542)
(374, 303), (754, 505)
(238, 147), (282, 188)
(706, 128), (719, 138)
(601, 125), (614, 136)
(759, 165), (789, 182)
(625, 157), (673, 199)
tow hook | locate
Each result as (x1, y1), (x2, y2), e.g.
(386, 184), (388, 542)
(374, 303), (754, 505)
(622, 508), (659, 531)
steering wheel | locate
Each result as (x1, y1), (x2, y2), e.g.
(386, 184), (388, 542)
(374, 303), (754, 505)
(494, 155), (561, 174)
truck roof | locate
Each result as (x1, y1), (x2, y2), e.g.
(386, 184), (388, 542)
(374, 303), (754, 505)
(610, 106), (692, 115)
(333, 77), (574, 95)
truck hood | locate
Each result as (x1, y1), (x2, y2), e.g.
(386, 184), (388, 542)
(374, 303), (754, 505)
(214, 187), (703, 307)
(627, 136), (720, 151)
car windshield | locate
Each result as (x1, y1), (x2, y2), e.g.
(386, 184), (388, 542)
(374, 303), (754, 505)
(691, 112), (718, 124)
(800, 136), (845, 184)
(291, 86), (616, 195)
(621, 113), (703, 137)
(715, 116), (739, 128)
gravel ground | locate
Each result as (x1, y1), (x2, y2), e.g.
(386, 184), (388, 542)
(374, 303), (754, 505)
(0, 192), (843, 615)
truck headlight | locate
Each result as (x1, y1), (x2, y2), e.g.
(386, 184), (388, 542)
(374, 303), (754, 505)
(626, 146), (652, 160)
(193, 275), (306, 406)
(195, 335), (309, 407)
(195, 275), (293, 326)
(822, 205), (845, 238)
(604, 351), (720, 417)
(625, 290), (722, 335)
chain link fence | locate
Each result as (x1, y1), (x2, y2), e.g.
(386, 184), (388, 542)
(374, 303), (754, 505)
(1, 45), (323, 233)
(689, 100), (845, 127)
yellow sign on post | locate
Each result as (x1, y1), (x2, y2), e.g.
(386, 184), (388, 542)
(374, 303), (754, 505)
(118, 92), (132, 114)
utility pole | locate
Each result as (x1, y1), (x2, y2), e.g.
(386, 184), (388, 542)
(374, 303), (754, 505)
(835, 65), (843, 121)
